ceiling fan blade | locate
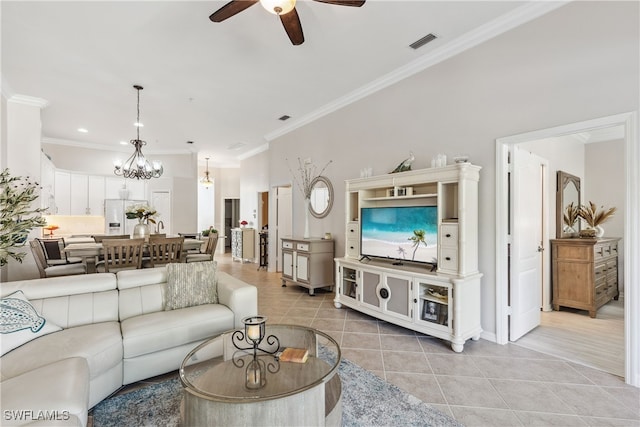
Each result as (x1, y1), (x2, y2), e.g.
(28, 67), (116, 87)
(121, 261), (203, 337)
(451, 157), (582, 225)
(312, 0), (366, 7)
(279, 8), (305, 45)
(209, 0), (259, 22)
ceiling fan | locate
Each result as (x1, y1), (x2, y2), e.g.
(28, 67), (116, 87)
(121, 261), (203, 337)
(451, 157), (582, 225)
(209, 0), (366, 46)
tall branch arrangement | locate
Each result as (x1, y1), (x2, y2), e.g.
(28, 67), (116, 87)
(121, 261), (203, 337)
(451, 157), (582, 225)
(288, 158), (332, 199)
(0, 169), (47, 267)
(579, 201), (616, 227)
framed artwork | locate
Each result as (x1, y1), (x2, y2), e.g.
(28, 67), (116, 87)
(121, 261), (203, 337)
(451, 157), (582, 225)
(422, 301), (440, 322)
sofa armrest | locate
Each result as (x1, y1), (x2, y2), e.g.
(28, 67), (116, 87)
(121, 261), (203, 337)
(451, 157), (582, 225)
(216, 272), (257, 328)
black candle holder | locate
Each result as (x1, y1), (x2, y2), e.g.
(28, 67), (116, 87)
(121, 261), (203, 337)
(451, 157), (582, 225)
(232, 316), (280, 358)
(231, 316), (281, 389)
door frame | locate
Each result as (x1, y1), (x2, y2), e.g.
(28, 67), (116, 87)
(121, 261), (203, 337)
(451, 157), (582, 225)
(495, 111), (639, 386)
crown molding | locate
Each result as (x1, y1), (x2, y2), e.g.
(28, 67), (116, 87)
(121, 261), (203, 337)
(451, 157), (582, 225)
(237, 142), (269, 161)
(8, 94), (50, 109)
(265, 0), (569, 142)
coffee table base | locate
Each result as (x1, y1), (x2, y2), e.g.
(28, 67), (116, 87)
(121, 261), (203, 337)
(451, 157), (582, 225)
(183, 375), (341, 426)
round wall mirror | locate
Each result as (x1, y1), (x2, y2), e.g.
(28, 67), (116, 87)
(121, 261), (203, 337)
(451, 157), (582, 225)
(309, 176), (333, 218)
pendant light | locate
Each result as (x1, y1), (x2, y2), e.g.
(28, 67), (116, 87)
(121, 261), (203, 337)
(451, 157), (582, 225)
(201, 157), (213, 188)
(114, 85), (163, 180)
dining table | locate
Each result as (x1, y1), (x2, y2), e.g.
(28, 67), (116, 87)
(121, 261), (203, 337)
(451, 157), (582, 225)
(63, 238), (204, 273)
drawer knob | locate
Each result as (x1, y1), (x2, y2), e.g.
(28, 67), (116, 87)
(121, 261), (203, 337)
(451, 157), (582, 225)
(445, 234), (452, 238)
(445, 257), (451, 261)
(379, 288), (389, 299)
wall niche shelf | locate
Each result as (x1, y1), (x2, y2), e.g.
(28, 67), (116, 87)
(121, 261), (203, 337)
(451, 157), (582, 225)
(334, 163), (483, 352)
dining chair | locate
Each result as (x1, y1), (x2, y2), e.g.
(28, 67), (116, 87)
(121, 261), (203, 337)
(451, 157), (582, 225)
(186, 234), (219, 263)
(98, 238), (145, 273)
(36, 237), (83, 266)
(178, 232), (199, 239)
(142, 236), (185, 268)
(30, 240), (87, 278)
(92, 234), (130, 243)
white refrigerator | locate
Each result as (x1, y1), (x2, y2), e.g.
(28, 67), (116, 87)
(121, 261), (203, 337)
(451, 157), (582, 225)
(104, 199), (147, 235)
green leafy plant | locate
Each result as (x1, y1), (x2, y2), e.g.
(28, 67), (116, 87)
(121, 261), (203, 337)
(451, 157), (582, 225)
(201, 226), (218, 237)
(408, 229), (428, 261)
(579, 201), (617, 227)
(0, 168), (47, 267)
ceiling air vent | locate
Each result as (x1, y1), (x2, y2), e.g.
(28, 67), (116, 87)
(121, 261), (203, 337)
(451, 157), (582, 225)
(410, 33), (437, 50)
(227, 142), (246, 151)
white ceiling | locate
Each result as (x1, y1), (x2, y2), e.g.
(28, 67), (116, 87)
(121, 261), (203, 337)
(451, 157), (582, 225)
(3, 0), (554, 167)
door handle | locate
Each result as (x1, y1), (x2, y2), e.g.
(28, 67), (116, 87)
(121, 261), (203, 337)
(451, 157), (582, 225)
(537, 245), (544, 252)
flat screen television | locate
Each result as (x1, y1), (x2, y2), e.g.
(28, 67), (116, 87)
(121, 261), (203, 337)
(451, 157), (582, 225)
(360, 206), (438, 265)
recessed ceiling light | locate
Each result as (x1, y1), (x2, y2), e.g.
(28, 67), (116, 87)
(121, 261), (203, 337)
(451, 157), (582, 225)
(134, 122), (144, 127)
(77, 128), (88, 133)
(120, 141), (129, 145)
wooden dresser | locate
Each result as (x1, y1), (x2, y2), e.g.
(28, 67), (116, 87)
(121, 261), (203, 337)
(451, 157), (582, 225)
(551, 238), (620, 317)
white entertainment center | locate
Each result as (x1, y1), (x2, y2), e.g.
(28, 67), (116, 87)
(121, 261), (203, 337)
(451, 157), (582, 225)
(334, 163), (483, 352)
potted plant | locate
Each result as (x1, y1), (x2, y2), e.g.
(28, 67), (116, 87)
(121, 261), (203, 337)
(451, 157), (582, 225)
(201, 226), (218, 237)
(578, 201), (616, 238)
(0, 169), (47, 267)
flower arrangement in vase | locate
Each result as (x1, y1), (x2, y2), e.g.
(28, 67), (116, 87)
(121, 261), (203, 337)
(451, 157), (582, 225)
(125, 203), (158, 238)
(125, 203), (158, 224)
(578, 201), (616, 238)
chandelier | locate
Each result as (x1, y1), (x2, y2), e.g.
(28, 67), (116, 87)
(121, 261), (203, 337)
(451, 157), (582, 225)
(201, 157), (213, 188)
(114, 85), (163, 180)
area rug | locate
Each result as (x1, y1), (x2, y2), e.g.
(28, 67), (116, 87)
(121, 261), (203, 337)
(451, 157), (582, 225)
(92, 353), (460, 427)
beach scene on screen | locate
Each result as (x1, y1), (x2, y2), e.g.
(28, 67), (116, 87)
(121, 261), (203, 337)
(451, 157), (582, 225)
(361, 206), (438, 264)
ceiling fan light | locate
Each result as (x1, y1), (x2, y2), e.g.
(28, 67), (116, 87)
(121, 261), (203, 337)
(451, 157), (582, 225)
(260, 0), (295, 15)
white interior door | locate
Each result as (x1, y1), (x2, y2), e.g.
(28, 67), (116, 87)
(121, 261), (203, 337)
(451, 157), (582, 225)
(275, 186), (292, 272)
(510, 146), (545, 341)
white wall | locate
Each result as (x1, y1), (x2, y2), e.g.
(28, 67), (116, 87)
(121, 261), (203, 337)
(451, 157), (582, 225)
(519, 135), (586, 240)
(585, 139), (626, 292)
(4, 100), (46, 281)
(249, 1), (639, 337)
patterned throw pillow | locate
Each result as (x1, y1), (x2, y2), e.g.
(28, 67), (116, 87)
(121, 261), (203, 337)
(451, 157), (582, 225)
(164, 261), (218, 310)
(1, 290), (62, 356)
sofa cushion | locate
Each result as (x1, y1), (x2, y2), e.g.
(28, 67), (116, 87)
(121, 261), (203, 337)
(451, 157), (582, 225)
(0, 357), (89, 427)
(1, 291), (62, 356)
(0, 322), (122, 384)
(164, 261), (218, 310)
(120, 303), (233, 358)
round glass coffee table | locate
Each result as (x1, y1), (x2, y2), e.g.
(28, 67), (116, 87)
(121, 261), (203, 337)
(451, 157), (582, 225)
(180, 324), (342, 426)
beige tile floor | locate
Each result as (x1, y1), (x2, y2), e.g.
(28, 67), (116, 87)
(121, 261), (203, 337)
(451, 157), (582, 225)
(217, 254), (639, 427)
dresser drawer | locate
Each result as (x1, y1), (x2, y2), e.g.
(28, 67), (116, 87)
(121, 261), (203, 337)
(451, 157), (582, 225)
(439, 248), (458, 271)
(594, 242), (616, 260)
(282, 241), (293, 249)
(594, 263), (607, 283)
(296, 243), (310, 252)
(440, 224), (458, 248)
(347, 222), (359, 238)
(346, 239), (360, 258)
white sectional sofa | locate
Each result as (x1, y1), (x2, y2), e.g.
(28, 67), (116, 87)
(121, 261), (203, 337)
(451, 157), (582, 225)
(0, 265), (257, 426)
